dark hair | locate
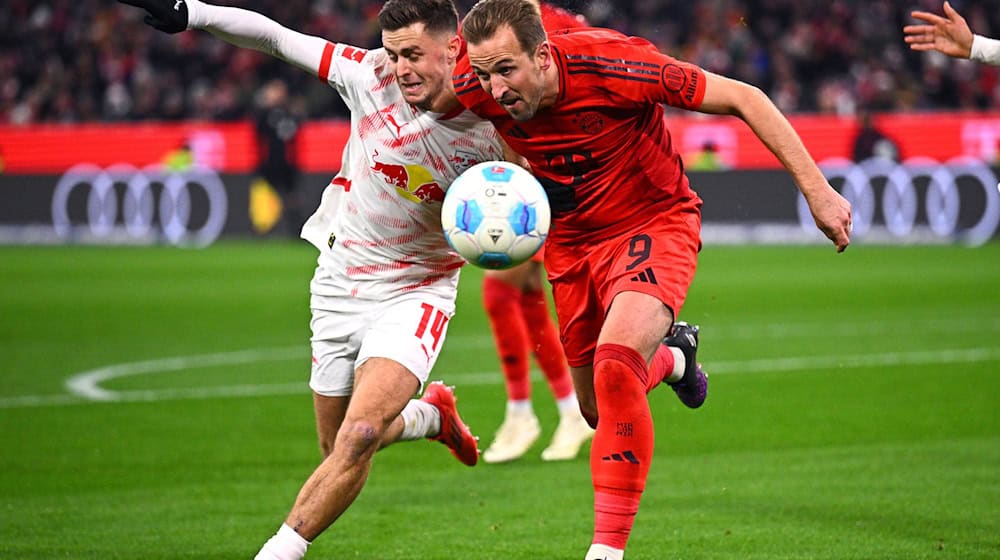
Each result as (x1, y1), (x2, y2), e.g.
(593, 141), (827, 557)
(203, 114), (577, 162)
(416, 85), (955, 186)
(462, 0), (546, 52)
(378, 0), (459, 35)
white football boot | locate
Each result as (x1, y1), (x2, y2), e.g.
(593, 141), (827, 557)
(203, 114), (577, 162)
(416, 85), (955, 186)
(482, 409), (541, 464)
(541, 409), (595, 461)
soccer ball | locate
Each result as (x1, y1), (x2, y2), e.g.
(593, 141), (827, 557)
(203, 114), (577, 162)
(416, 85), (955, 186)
(441, 161), (550, 270)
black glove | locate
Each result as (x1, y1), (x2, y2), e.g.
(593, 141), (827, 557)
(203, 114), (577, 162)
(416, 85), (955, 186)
(118, 0), (190, 34)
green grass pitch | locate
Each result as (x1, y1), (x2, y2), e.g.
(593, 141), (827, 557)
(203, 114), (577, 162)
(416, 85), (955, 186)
(1, 242), (998, 559)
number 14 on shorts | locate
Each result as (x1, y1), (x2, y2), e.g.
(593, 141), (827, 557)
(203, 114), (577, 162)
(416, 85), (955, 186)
(415, 302), (449, 355)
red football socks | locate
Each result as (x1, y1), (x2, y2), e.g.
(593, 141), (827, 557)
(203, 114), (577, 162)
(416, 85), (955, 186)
(590, 343), (654, 550)
(519, 288), (574, 400)
(648, 343), (678, 392)
(482, 276), (531, 401)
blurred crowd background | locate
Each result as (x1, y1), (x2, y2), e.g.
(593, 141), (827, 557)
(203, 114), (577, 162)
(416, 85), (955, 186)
(2, 0), (998, 125)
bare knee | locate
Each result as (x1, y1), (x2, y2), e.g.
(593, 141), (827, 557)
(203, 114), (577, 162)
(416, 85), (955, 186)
(335, 419), (383, 461)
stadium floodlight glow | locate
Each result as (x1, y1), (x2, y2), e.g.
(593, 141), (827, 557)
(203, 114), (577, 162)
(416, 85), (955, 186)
(802, 156), (1000, 246)
(51, 163), (228, 247)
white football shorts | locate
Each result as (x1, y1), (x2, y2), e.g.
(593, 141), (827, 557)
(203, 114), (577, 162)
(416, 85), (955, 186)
(308, 280), (457, 398)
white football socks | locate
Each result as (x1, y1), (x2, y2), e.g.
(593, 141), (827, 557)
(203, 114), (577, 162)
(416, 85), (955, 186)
(399, 399), (441, 440)
(555, 392), (580, 417)
(664, 346), (686, 383)
(585, 543), (624, 560)
(506, 399), (534, 416)
(255, 523), (310, 560)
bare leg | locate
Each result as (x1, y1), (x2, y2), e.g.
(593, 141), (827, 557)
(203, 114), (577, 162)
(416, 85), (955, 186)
(313, 393), (347, 458)
(572, 364), (597, 428)
(284, 357), (419, 540)
(314, 392), (407, 459)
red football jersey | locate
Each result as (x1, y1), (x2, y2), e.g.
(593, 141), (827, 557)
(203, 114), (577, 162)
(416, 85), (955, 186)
(454, 28), (707, 242)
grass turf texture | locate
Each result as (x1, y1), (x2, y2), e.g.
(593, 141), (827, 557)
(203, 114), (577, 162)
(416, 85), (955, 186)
(1, 242), (998, 559)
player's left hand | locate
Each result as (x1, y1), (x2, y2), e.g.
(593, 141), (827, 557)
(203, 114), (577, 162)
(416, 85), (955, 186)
(118, 0), (189, 34)
(806, 185), (852, 253)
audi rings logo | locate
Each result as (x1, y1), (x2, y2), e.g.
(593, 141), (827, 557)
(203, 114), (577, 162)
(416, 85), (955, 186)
(53, 163), (228, 247)
(800, 157), (1000, 246)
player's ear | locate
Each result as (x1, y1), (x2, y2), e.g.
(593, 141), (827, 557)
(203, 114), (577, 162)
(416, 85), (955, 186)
(446, 32), (462, 62)
(535, 41), (552, 71)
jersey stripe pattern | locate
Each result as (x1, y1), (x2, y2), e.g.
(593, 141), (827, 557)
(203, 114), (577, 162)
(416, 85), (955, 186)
(453, 28), (706, 243)
(302, 43), (503, 299)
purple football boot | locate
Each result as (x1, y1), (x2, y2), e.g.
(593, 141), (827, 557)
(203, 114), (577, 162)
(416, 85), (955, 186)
(663, 322), (708, 408)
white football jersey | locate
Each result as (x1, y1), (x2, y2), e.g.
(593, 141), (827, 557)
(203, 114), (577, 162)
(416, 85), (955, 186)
(184, 2), (502, 300)
(301, 43), (502, 300)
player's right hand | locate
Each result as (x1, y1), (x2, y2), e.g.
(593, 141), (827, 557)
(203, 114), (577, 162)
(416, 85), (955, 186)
(807, 185), (852, 253)
(118, 0), (189, 34)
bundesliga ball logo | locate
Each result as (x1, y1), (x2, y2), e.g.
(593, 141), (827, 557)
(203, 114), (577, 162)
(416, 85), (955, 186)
(441, 161), (551, 270)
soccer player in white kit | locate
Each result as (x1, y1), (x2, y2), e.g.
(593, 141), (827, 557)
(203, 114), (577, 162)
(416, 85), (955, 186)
(118, 0), (503, 557)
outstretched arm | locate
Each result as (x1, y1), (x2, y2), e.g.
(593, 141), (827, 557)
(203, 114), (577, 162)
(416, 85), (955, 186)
(904, 1), (1000, 66)
(118, 0), (332, 77)
(697, 71), (852, 252)
(904, 1), (974, 59)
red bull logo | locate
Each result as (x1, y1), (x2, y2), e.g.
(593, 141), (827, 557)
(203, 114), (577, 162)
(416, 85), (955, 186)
(411, 181), (445, 202)
(371, 160), (408, 188)
(371, 158), (445, 203)
(448, 150), (480, 173)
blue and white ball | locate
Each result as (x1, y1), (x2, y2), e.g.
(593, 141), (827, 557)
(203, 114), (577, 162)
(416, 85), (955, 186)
(441, 161), (550, 270)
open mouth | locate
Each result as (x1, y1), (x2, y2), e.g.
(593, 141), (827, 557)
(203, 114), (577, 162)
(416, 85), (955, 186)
(499, 97), (521, 109)
(400, 82), (423, 95)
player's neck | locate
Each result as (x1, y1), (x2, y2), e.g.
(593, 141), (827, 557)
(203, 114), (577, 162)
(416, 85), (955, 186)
(426, 90), (461, 114)
(540, 60), (560, 110)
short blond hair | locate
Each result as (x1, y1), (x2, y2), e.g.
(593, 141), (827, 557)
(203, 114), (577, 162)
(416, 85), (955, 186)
(462, 0), (546, 53)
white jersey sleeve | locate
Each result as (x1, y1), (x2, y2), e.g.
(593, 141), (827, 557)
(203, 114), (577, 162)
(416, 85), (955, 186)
(183, 0), (504, 299)
(971, 34), (1000, 66)
(185, 0), (332, 78)
(183, 0), (384, 109)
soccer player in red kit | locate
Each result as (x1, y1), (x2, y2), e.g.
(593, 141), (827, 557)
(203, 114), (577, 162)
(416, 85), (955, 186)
(476, 0), (594, 464)
(457, 1), (853, 558)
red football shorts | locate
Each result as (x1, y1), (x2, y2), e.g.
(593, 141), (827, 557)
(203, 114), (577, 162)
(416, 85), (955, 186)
(545, 200), (701, 368)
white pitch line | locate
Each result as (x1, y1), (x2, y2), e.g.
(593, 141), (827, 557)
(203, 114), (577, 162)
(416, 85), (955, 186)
(707, 317), (1000, 340)
(0, 345), (997, 410)
(64, 346), (306, 401)
(706, 347), (1000, 374)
